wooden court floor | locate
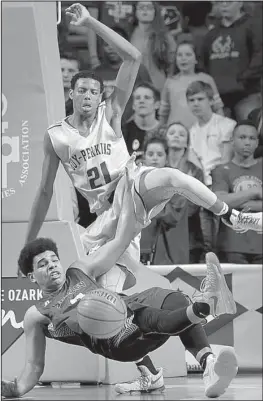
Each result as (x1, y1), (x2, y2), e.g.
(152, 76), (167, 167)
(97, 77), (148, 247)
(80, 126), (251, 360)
(6, 373), (262, 400)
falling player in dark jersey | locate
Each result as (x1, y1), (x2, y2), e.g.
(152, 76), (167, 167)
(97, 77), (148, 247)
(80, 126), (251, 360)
(2, 169), (238, 399)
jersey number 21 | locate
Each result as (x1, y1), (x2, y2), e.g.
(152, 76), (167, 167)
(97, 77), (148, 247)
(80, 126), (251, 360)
(87, 162), (111, 189)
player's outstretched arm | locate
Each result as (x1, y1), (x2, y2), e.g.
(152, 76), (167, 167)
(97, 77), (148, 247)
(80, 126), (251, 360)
(25, 133), (60, 245)
(1, 306), (48, 398)
(66, 3), (141, 115)
(75, 158), (139, 278)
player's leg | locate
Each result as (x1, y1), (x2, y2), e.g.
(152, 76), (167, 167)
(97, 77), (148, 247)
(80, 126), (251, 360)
(137, 167), (262, 233)
(132, 253), (238, 398)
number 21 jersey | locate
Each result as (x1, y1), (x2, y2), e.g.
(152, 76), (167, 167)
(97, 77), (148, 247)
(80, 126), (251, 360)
(48, 102), (130, 214)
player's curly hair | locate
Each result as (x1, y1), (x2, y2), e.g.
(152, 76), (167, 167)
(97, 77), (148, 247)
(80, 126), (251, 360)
(18, 238), (59, 277)
(71, 70), (104, 93)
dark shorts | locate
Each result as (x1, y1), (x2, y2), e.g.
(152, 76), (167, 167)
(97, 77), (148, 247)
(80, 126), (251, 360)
(91, 287), (189, 362)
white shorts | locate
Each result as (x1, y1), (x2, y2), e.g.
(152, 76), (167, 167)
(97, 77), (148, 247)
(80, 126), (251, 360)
(80, 162), (169, 290)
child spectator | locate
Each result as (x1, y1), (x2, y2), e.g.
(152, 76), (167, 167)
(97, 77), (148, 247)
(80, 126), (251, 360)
(201, 1), (262, 120)
(212, 120), (262, 264)
(130, 1), (177, 91)
(159, 41), (223, 129)
(122, 82), (160, 163)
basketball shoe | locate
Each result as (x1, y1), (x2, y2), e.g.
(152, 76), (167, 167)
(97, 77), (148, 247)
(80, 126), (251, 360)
(192, 252), (237, 317)
(222, 209), (262, 234)
(203, 347), (238, 398)
(115, 366), (165, 394)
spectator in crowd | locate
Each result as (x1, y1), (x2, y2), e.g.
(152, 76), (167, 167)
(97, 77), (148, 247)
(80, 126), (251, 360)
(140, 125), (204, 265)
(122, 82), (160, 163)
(187, 80), (236, 253)
(179, 1), (213, 59)
(60, 52), (80, 116)
(212, 120), (262, 264)
(248, 77), (263, 159)
(187, 81), (236, 187)
(165, 122), (204, 264)
(159, 40), (223, 129)
(93, 26), (152, 124)
(248, 107), (263, 159)
(130, 1), (177, 92)
(202, 1), (262, 121)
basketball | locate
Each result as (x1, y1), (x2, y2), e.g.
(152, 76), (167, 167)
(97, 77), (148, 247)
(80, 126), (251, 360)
(77, 289), (127, 339)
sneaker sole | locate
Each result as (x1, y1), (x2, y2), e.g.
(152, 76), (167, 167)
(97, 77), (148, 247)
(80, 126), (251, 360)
(206, 253), (237, 316)
(205, 347), (238, 398)
(115, 385), (165, 394)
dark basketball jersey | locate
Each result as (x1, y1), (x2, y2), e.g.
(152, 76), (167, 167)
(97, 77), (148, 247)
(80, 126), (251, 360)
(35, 267), (140, 358)
(36, 267), (103, 352)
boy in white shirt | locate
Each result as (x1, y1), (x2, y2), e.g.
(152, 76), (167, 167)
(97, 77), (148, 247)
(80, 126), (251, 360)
(187, 81), (237, 252)
(187, 80), (236, 186)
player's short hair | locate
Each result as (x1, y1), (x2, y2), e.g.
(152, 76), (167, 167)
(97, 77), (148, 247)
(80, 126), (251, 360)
(233, 120), (259, 136)
(71, 70), (104, 93)
(133, 81), (161, 102)
(186, 80), (214, 101)
(18, 238), (60, 277)
(143, 134), (168, 155)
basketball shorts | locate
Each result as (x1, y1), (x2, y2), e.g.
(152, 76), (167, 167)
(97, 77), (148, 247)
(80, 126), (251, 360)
(91, 287), (178, 362)
(81, 162), (170, 291)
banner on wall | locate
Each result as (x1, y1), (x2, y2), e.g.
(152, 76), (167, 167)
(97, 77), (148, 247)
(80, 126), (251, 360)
(1, 2), (65, 223)
(1, 278), (42, 354)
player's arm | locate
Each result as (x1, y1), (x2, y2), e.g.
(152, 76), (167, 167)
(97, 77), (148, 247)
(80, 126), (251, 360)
(239, 199), (263, 212)
(66, 4), (141, 114)
(1, 306), (48, 398)
(74, 160), (140, 278)
(25, 132), (60, 244)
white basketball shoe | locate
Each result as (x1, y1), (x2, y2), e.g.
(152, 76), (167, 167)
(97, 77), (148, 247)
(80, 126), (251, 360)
(204, 347), (238, 398)
(193, 252), (236, 317)
(115, 366), (165, 394)
(222, 210), (262, 234)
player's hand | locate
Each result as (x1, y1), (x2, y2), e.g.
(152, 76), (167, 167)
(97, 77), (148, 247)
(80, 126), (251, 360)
(65, 3), (90, 26)
(1, 378), (20, 398)
(124, 152), (136, 192)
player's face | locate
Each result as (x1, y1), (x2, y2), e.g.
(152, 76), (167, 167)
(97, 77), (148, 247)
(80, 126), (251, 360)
(60, 58), (79, 90)
(187, 92), (212, 117)
(144, 143), (167, 168)
(233, 125), (258, 158)
(166, 123), (188, 149)
(176, 44), (197, 74)
(31, 250), (66, 291)
(71, 78), (102, 116)
(218, 1), (243, 20)
(132, 87), (158, 117)
(136, 1), (155, 23)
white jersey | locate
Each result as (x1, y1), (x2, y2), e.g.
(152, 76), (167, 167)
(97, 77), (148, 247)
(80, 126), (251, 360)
(48, 102), (130, 214)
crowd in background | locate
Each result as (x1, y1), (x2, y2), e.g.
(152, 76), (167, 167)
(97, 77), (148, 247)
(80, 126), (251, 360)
(57, 1), (263, 265)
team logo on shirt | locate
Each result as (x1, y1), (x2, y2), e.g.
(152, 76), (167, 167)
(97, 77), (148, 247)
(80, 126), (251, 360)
(2, 93), (31, 199)
(233, 175), (262, 193)
(210, 35), (239, 60)
(1, 278), (42, 354)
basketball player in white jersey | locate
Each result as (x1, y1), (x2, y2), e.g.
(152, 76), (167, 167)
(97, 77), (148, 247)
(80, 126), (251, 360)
(26, 2), (262, 269)
(24, 4), (261, 392)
